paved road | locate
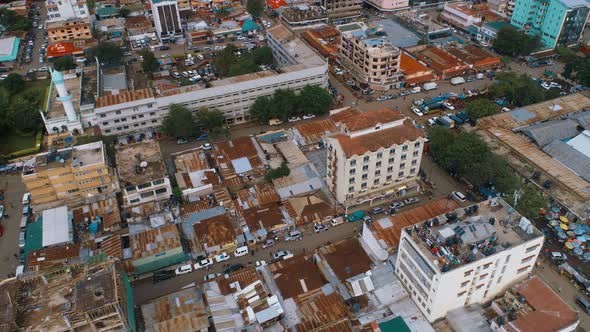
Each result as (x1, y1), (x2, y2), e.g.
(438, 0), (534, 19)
(0, 174), (27, 279)
(16, 3), (46, 74)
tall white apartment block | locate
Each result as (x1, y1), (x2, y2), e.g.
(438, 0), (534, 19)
(338, 23), (402, 92)
(395, 198), (545, 322)
(46, 0), (89, 23)
(150, 0), (183, 41)
(324, 109), (425, 204)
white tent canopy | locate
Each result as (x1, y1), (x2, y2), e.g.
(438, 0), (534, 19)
(42, 206), (73, 247)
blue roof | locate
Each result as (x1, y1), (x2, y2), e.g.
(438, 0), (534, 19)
(242, 19), (259, 32)
(0, 37), (19, 62)
(373, 19), (420, 48)
(364, 37), (386, 47)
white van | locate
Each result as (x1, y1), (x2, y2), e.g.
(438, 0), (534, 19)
(269, 119), (283, 126)
(22, 193), (31, 205)
(234, 246), (249, 257)
(450, 191), (467, 203)
(18, 231), (26, 249)
(330, 217), (344, 227)
(411, 86), (421, 94)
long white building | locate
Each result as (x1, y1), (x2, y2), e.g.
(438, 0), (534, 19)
(85, 24), (328, 135)
(149, 0), (183, 41)
(324, 108), (425, 204)
(46, 0), (89, 23)
(395, 198), (545, 322)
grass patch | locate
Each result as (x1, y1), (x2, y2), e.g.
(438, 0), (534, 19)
(0, 131), (37, 155)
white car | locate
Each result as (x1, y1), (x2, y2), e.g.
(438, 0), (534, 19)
(175, 264), (193, 275)
(204, 272), (222, 281)
(377, 95), (389, 102)
(550, 82), (562, 89)
(202, 143), (211, 150)
(303, 114), (316, 120)
(215, 252), (230, 262)
(541, 82), (551, 90)
(194, 258), (214, 270)
(272, 250), (293, 260)
(450, 191), (467, 203)
(346, 80), (355, 86)
(255, 260), (267, 267)
(427, 117), (438, 126)
(443, 102), (455, 110)
(412, 108), (424, 117)
(288, 116), (301, 123)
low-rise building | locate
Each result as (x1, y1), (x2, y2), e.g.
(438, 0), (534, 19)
(338, 23), (402, 91)
(193, 213), (238, 255)
(320, 0), (362, 22)
(242, 203), (290, 241)
(400, 51), (435, 86)
(441, 2), (482, 29)
(116, 141), (172, 207)
(93, 88), (161, 135)
(280, 5), (327, 26)
(210, 136), (266, 188)
(409, 45), (472, 79)
(172, 147), (220, 198)
(446, 45), (502, 71)
(302, 25), (340, 58)
(22, 141), (117, 206)
(324, 108), (425, 204)
(46, 0), (89, 23)
(46, 18), (92, 42)
(128, 224), (185, 276)
(364, 0), (409, 11)
(395, 198), (545, 322)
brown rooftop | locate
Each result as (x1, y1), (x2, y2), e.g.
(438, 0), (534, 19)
(269, 255), (326, 299)
(242, 203), (287, 232)
(193, 213), (236, 248)
(331, 119), (424, 157)
(141, 286), (210, 332)
(236, 184), (281, 211)
(372, 198), (459, 251)
(414, 46), (467, 74)
(317, 238), (372, 282)
(130, 224), (181, 260)
(71, 197), (121, 234)
(509, 276), (578, 332)
(116, 140), (166, 186)
(329, 107), (360, 123)
(27, 244), (81, 271)
(95, 88), (154, 108)
(337, 108), (404, 132)
(173, 149), (209, 172)
(217, 266), (259, 295)
(124, 15), (153, 29)
(285, 194), (334, 226)
(294, 290), (353, 332)
(294, 119), (337, 146)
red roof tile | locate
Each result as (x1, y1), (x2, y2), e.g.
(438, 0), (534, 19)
(337, 108), (404, 132)
(95, 88), (154, 108)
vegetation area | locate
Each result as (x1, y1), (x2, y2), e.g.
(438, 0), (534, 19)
(160, 104), (227, 139)
(265, 162), (290, 181)
(464, 99), (500, 120)
(250, 86), (333, 122)
(427, 127), (518, 195)
(0, 8), (31, 31)
(140, 50), (160, 74)
(86, 42), (124, 65)
(492, 26), (540, 57)
(246, 0), (264, 17)
(490, 72), (560, 107)
(558, 47), (590, 86)
(53, 56), (77, 71)
(214, 45), (273, 77)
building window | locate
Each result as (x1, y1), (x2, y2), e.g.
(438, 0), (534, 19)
(413, 151), (419, 157)
(521, 255), (536, 263)
(350, 169), (356, 175)
(376, 161), (382, 167)
(348, 186), (354, 192)
(400, 163), (405, 169)
(402, 145), (408, 151)
(414, 142), (421, 148)
(386, 175), (392, 181)
(140, 191), (155, 198)
(464, 270), (473, 277)
(376, 152), (383, 159)
(363, 156), (370, 163)
(460, 281), (469, 287)
(398, 171), (404, 177)
(361, 174), (368, 180)
(155, 188), (168, 195)
(349, 178), (355, 184)
(388, 157), (394, 164)
(375, 170), (381, 176)
(362, 165), (369, 171)
(525, 244), (540, 253)
(115, 111), (121, 115)
(373, 179), (379, 185)
(350, 159), (356, 166)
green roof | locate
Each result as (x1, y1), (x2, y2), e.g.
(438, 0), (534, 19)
(96, 6), (119, 17)
(24, 216), (43, 259)
(339, 23), (361, 32)
(379, 317), (411, 332)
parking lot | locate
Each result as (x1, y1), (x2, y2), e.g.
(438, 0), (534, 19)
(0, 173), (27, 279)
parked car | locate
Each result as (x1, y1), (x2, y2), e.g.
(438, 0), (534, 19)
(234, 246), (249, 257)
(194, 258), (214, 270)
(175, 264), (193, 275)
(152, 270), (175, 283)
(390, 201), (405, 209)
(330, 217), (344, 226)
(578, 297), (590, 314)
(443, 102), (455, 110)
(0, 205), (3, 218)
(412, 108), (424, 117)
(196, 133), (209, 141)
(262, 239), (275, 249)
(22, 206), (31, 216)
(314, 224), (329, 233)
(285, 230), (302, 241)
(303, 114), (316, 120)
(346, 80), (355, 86)
(288, 116), (301, 123)
(450, 191), (467, 203)
(201, 143), (212, 150)
(224, 263), (244, 274)
(404, 197), (420, 205)
(550, 252), (567, 262)
(377, 95), (389, 102)
(371, 207), (385, 215)
(363, 215), (372, 223)
(204, 272), (222, 281)
(255, 260), (267, 267)
(272, 250), (293, 260)
(215, 252), (230, 262)
(177, 138), (188, 145)
(427, 117), (438, 126)
(347, 210), (365, 222)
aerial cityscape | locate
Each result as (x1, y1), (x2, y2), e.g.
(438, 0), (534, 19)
(0, 0), (589, 330)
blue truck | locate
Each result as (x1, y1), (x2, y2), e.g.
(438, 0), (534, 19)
(437, 115), (455, 128)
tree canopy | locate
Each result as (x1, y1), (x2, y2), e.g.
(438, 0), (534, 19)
(490, 72), (545, 107)
(464, 99), (499, 120)
(0, 8), (31, 31)
(140, 50), (160, 73)
(0, 79), (44, 134)
(493, 26), (540, 56)
(249, 86), (333, 123)
(427, 127), (517, 194)
(196, 108), (227, 138)
(2, 73), (24, 94)
(87, 42), (124, 65)
(265, 162), (290, 181)
(512, 184), (546, 220)
(161, 104), (198, 139)
(53, 56), (76, 71)
(563, 55), (590, 86)
(246, 0), (264, 17)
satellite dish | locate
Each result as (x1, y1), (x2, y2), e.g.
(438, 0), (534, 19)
(140, 161), (148, 168)
(60, 159), (65, 164)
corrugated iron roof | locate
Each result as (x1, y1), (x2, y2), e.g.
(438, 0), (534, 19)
(372, 198), (459, 250)
(317, 238), (372, 282)
(27, 244), (81, 271)
(337, 108), (404, 132)
(141, 286), (210, 332)
(294, 289), (353, 332)
(242, 203), (288, 231)
(294, 119), (337, 146)
(193, 213), (236, 248)
(130, 224), (181, 260)
(269, 255), (327, 299)
(95, 88), (154, 108)
(217, 267), (259, 295)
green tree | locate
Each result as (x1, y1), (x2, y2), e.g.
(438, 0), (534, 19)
(2, 73), (24, 94)
(493, 26), (540, 56)
(556, 47), (578, 64)
(249, 95), (274, 123)
(228, 58), (258, 77)
(160, 104), (198, 139)
(298, 85), (332, 115)
(118, 7), (130, 17)
(252, 47), (273, 65)
(0, 8), (32, 31)
(246, 0), (264, 17)
(271, 88), (298, 119)
(465, 99), (499, 120)
(439, 132), (489, 175)
(214, 44), (238, 77)
(512, 184), (546, 220)
(196, 108), (227, 138)
(140, 50), (160, 74)
(9, 97), (40, 132)
(265, 162), (290, 181)
(53, 56), (76, 71)
(87, 42), (124, 65)
(491, 72), (544, 107)
(563, 56), (590, 86)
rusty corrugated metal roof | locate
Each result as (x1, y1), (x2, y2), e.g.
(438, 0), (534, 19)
(269, 255), (327, 299)
(294, 289), (353, 332)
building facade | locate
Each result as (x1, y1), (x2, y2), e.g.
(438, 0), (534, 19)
(320, 0), (362, 22)
(324, 109), (424, 204)
(22, 141), (117, 206)
(46, 18), (92, 42)
(441, 3), (482, 29)
(339, 26), (402, 91)
(149, 0), (183, 41)
(45, 0), (89, 23)
(511, 0), (590, 49)
(395, 198), (545, 322)
(93, 89), (161, 135)
(364, 0), (409, 11)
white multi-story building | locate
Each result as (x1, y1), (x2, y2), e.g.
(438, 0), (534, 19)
(324, 109), (425, 204)
(395, 198), (545, 322)
(338, 23), (402, 92)
(46, 0), (89, 23)
(364, 0), (409, 11)
(149, 0), (183, 41)
(441, 2), (482, 29)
